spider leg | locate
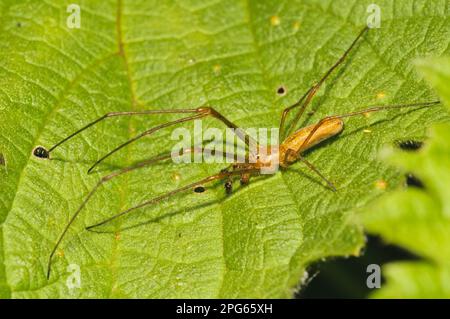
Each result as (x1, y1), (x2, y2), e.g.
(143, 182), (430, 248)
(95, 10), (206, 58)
(279, 26), (369, 141)
(87, 112), (207, 173)
(284, 149), (336, 191)
(46, 146), (236, 279)
(85, 167), (260, 231)
(45, 106), (257, 174)
(297, 154), (336, 191)
(48, 109), (199, 153)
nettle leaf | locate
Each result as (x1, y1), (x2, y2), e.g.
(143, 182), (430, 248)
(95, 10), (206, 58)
(0, 0), (449, 298)
(362, 57), (450, 298)
(416, 57), (450, 108)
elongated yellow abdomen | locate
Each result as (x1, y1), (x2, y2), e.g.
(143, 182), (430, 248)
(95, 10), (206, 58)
(281, 118), (344, 156)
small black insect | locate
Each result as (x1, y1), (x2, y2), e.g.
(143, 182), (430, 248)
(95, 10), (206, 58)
(406, 173), (424, 189)
(194, 186), (205, 193)
(225, 180), (233, 195)
(33, 146), (50, 159)
(397, 140), (423, 151)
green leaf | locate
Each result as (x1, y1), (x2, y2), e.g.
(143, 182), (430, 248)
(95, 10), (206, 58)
(0, 0), (449, 298)
(369, 262), (450, 298)
(416, 57), (450, 109)
(362, 57), (450, 298)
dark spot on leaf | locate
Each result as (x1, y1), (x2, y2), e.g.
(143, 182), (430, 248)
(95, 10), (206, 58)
(396, 140), (423, 151)
(17, 22), (22, 28)
(33, 146), (49, 159)
(406, 173), (424, 188)
(0, 153), (5, 166)
(194, 186), (205, 193)
(277, 86), (286, 96)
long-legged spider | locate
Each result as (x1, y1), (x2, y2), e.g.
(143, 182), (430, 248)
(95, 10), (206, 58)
(35, 26), (440, 279)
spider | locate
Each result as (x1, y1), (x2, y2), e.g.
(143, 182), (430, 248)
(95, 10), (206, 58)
(35, 26), (439, 279)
